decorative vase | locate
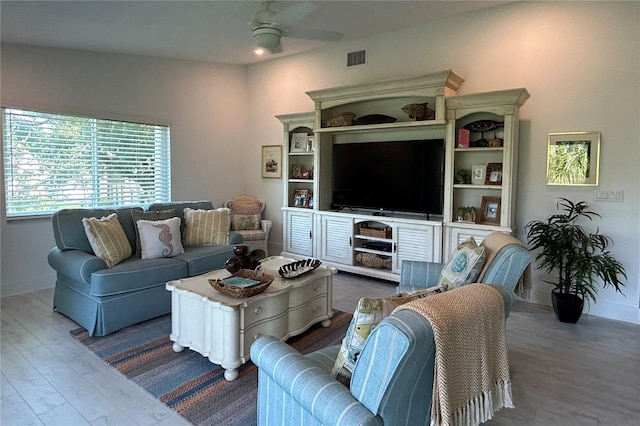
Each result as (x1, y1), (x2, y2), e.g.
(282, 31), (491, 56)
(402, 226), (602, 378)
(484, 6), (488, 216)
(225, 245), (260, 273)
(551, 289), (584, 323)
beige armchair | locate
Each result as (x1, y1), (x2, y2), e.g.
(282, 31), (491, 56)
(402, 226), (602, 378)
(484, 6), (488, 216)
(224, 196), (272, 256)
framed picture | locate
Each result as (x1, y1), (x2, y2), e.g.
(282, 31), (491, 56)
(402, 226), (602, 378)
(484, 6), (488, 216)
(290, 133), (308, 153)
(261, 145), (282, 179)
(479, 196), (501, 225)
(546, 131), (600, 186)
(471, 164), (486, 185)
(485, 162), (503, 185)
(306, 136), (315, 152)
(293, 188), (309, 207)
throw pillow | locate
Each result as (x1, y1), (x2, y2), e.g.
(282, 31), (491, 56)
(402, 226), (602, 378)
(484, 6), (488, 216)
(82, 213), (132, 268)
(136, 217), (184, 259)
(229, 201), (262, 215)
(332, 285), (446, 388)
(131, 209), (178, 256)
(183, 207), (230, 246)
(437, 237), (486, 290)
(231, 214), (261, 231)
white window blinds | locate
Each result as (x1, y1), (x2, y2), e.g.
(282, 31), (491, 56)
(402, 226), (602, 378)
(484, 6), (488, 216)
(2, 108), (171, 218)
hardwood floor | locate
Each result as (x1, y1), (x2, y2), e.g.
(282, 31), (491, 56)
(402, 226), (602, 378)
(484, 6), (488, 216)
(1, 273), (639, 426)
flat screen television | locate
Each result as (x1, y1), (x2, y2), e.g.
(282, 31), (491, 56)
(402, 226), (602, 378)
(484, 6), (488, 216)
(331, 139), (445, 216)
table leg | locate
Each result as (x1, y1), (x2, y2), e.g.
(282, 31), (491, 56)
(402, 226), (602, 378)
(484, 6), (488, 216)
(224, 368), (239, 381)
(172, 342), (185, 352)
(321, 318), (331, 327)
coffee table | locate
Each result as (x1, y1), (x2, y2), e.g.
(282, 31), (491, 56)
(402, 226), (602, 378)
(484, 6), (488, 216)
(165, 256), (335, 381)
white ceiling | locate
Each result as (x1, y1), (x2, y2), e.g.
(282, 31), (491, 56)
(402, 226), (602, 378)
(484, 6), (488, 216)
(1, 1), (512, 66)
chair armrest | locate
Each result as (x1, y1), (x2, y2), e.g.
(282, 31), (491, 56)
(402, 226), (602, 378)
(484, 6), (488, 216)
(47, 247), (107, 284)
(396, 260), (444, 294)
(251, 336), (381, 426)
(261, 219), (272, 239)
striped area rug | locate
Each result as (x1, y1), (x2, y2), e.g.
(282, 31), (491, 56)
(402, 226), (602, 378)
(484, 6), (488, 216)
(71, 311), (351, 425)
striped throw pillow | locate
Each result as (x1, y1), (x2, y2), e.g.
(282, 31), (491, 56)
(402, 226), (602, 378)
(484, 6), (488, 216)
(82, 213), (132, 268)
(183, 207), (230, 246)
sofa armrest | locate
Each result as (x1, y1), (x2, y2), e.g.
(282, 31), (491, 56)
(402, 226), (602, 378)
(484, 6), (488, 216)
(251, 336), (381, 426)
(47, 247), (107, 284)
(229, 232), (244, 245)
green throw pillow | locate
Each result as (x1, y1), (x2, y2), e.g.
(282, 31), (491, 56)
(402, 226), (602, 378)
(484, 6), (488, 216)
(332, 286), (446, 388)
(437, 237), (486, 290)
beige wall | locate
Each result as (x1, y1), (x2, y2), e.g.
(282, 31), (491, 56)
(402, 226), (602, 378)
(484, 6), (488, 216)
(1, 1), (638, 323)
(244, 1), (640, 323)
(0, 45), (249, 296)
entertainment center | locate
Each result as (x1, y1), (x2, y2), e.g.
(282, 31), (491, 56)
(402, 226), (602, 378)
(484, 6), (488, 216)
(277, 71), (529, 282)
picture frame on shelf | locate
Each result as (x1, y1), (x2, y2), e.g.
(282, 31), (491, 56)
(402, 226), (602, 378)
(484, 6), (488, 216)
(479, 196), (501, 225)
(471, 164), (486, 185)
(293, 188), (309, 207)
(306, 136), (315, 152)
(290, 164), (302, 179)
(291, 133), (308, 153)
(485, 162), (503, 185)
(261, 145), (282, 179)
(546, 131), (600, 186)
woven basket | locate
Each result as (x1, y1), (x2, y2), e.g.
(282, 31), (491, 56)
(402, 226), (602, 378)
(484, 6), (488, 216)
(356, 252), (392, 270)
(209, 269), (274, 298)
(359, 224), (392, 238)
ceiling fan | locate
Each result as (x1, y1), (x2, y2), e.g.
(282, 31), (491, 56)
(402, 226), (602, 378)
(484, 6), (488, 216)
(251, 1), (343, 54)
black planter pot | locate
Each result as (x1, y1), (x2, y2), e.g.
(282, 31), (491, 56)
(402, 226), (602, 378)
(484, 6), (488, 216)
(551, 290), (584, 323)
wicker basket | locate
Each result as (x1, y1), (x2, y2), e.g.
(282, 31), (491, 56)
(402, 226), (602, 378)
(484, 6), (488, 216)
(209, 269), (274, 298)
(359, 223), (392, 238)
(355, 253), (392, 270)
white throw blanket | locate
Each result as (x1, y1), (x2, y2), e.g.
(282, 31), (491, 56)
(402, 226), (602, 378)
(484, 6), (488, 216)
(394, 283), (513, 426)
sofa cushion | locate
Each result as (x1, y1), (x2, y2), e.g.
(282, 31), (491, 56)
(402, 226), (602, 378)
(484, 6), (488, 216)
(132, 208), (178, 256)
(174, 244), (235, 276)
(137, 217), (185, 259)
(437, 237), (486, 290)
(231, 214), (261, 231)
(183, 207), (230, 246)
(52, 207), (142, 253)
(332, 286), (445, 387)
(89, 256), (188, 297)
(82, 213), (133, 268)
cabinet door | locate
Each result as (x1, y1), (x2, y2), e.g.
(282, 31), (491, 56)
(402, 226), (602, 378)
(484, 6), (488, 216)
(284, 210), (314, 257)
(320, 215), (353, 265)
(394, 224), (440, 272)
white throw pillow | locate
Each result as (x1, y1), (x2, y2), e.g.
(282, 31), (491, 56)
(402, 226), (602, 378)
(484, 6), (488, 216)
(136, 217), (184, 259)
(437, 237), (486, 290)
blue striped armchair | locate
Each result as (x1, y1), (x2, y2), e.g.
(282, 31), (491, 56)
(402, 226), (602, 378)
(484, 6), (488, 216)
(251, 232), (531, 425)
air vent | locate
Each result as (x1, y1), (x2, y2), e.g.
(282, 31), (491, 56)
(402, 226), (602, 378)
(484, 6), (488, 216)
(347, 49), (367, 67)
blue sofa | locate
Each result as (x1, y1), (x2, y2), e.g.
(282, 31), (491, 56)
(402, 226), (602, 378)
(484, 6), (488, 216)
(48, 200), (242, 336)
(251, 232), (531, 425)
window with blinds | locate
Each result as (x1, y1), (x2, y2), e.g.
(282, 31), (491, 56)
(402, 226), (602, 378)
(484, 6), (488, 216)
(2, 108), (171, 218)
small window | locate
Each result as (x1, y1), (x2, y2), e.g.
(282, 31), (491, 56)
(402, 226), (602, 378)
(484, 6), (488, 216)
(2, 108), (171, 218)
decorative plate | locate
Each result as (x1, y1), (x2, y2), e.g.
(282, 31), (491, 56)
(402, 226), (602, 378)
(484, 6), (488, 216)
(278, 258), (322, 279)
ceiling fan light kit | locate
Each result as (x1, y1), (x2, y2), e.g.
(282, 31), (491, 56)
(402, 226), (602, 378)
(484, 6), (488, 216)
(253, 27), (281, 49)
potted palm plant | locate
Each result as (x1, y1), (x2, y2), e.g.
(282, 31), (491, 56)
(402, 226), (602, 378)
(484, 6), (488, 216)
(526, 198), (626, 323)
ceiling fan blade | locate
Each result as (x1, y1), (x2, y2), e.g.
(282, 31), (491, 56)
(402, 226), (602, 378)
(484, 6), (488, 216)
(273, 1), (316, 26)
(283, 27), (343, 42)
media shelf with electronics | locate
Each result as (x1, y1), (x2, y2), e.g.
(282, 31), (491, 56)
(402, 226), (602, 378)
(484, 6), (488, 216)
(277, 72), (528, 281)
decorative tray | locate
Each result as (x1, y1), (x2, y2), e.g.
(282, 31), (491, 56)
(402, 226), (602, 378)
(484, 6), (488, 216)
(209, 269), (274, 298)
(278, 258), (322, 279)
